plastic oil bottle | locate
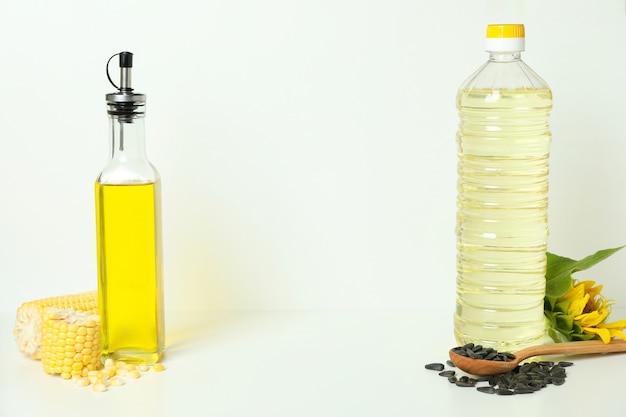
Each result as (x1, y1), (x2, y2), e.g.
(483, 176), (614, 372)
(454, 25), (552, 351)
(95, 52), (164, 364)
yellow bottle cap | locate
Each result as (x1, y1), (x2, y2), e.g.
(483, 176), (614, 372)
(486, 24), (525, 39)
(485, 24), (525, 51)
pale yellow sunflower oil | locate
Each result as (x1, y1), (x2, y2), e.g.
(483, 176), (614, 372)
(454, 88), (552, 352)
(95, 181), (164, 364)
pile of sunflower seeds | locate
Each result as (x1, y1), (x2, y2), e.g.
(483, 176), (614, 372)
(451, 343), (516, 361)
(425, 344), (574, 395)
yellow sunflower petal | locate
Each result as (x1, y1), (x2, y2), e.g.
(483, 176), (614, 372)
(607, 328), (626, 341)
(597, 319), (626, 329)
(575, 309), (608, 327)
(580, 280), (598, 291)
(569, 293), (590, 316)
(582, 327), (612, 344)
(586, 284), (603, 300)
(586, 293), (610, 313)
(558, 282), (584, 302)
(574, 282), (588, 295)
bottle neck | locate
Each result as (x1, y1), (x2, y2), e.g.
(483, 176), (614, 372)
(108, 116), (147, 161)
(488, 51), (522, 62)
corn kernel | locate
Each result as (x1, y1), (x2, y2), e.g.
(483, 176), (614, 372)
(109, 377), (125, 386)
(127, 370), (141, 379)
(92, 382), (107, 392)
(75, 377), (90, 387)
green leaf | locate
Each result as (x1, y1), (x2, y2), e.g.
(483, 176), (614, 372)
(554, 298), (571, 315)
(545, 253), (575, 299)
(572, 322), (584, 335)
(570, 323), (598, 341)
(547, 327), (570, 343)
(571, 332), (597, 341)
(545, 245), (624, 298)
(544, 311), (575, 336)
(555, 314), (574, 332)
(544, 311), (559, 328)
(545, 295), (558, 311)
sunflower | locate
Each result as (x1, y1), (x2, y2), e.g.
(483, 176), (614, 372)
(545, 278), (626, 344)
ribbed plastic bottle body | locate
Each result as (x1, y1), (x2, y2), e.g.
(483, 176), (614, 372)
(454, 53), (552, 351)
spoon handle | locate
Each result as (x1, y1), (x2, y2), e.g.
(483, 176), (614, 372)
(517, 339), (626, 361)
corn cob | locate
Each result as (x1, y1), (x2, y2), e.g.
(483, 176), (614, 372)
(41, 307), (101, 379)
(13, 291), (98, 359)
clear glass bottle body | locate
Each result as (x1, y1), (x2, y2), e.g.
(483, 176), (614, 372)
(95, 110), (165, 364)
(454, 51), (552, 351)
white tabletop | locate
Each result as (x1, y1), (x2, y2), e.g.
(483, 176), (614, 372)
(1, 309), (625, 417)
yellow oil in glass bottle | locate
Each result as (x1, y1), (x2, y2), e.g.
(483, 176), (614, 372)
(96, 52), (164, 364)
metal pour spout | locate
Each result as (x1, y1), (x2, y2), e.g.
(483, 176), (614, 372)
(119, 51), (133, 92)
(105, 51), (146, 122)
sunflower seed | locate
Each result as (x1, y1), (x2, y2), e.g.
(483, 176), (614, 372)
(438, 370), (455, 377)
(477, 386), (496, 394)
(496, 388), (515, 395)
(466, 349), (479, 359)
(425, 363), (445, 371)
(514, 387), (535, 394)
(452, 347), (469, 357)
(484, 351), (497, 360)
(549, 365), (566, 378)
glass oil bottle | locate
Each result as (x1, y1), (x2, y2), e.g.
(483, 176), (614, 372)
(95, 52), (164, 364)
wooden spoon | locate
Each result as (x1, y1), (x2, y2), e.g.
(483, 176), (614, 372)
(449, 339), (626, 376)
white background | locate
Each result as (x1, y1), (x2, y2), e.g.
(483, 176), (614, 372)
(2, 1), (626, 416)
(1, 0), (626, 314)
